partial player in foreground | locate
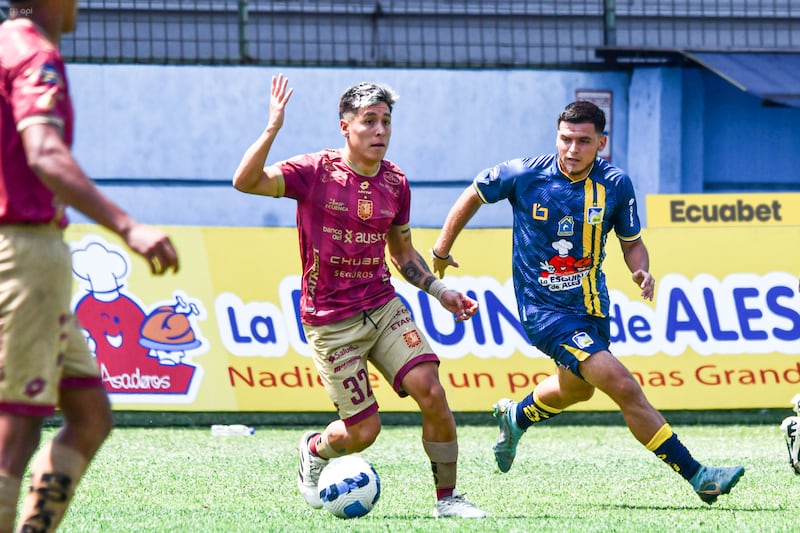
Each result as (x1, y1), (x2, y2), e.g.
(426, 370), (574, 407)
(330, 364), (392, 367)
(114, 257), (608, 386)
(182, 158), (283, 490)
(0, 1), (179, 532)
(431, 100), (744, 504)
(232, 75), (487, 518)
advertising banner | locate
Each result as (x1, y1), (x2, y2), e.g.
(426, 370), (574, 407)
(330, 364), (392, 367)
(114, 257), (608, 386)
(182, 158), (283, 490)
(66, 193), (800, 412)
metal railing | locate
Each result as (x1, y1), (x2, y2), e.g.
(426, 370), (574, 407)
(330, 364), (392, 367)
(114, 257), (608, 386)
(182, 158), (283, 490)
(1, 1), (797, 67)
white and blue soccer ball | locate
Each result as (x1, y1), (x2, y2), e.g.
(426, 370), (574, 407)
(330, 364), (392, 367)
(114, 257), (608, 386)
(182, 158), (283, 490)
(317, 455), (381, 518)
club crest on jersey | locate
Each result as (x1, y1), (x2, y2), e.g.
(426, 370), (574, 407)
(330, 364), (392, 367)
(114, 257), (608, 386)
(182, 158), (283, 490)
(571, 331), (594, 349)
(403, 329), (422, 348)
(357, 199), (373, 220)
(587, 206), (604, 224)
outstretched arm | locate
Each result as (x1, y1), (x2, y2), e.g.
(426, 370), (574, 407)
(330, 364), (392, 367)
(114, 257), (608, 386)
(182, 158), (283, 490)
(387, 224), (478, 321)
(20, 123), (178, 275)
(619, 237), (654, 301)
(232, 74), (293, 196)
(431, 185), (483, 278)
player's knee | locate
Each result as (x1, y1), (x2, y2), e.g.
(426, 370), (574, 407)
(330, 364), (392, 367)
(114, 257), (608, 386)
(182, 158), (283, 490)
(347, 417), (381, 452)
(63, 407), (114, 452)
(414, 380), (448, 414)
(608, 374), (646, 405)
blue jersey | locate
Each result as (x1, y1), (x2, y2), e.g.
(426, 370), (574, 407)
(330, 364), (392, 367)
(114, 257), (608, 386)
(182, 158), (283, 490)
(474, 154), (641, 332)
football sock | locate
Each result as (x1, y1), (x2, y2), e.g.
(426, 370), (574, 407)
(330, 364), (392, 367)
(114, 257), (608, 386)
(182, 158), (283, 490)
(314, 431), (345, 459)
(423, 439), (457, 500)
(0, 473), (21, 531)
(515, 390), (563, 430)
(16, 442), (88, 533)
(646, 423), (701, 481)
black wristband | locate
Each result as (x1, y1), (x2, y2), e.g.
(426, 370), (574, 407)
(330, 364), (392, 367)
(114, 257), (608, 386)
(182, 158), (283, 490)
(431, 248), (450, 260)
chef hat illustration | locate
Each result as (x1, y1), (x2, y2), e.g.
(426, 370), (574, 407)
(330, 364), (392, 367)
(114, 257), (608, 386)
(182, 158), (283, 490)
(551, 239), (573, 256)
(71, 240), (128, 302)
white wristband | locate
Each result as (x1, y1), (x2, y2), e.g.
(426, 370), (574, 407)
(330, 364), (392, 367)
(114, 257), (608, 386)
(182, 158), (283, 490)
(428, 279), (449, 302)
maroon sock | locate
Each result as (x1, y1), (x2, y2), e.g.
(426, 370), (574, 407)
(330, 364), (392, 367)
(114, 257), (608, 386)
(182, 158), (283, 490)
(436, 488), (454, 500)
(309, 433), (321, 456)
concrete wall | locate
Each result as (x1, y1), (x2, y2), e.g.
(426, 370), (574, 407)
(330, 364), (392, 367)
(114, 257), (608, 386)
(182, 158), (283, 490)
(67, 64), (629, 228)
(65, 63), (798, 229)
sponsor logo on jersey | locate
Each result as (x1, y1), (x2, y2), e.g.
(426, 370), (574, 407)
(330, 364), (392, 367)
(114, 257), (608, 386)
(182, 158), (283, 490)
(321, 161), (348, 185)
(557, 216), (574, 236)
(382, 171), (401, 185)
(571, 331), (594, 349)
(532, 203), (548, 220)
(587, 206), (604, 224)
(328, 344), (358, 364)
(39, 64), (62, 86)
(378, 180), (400, 198)
(322, 225), (343, 240)
(628, 198), (635, 226)
(330, 255), (381, 265)
(537, 239), (593, 292)
(342, 230), (385, 245)
(325, 198), (348, 212)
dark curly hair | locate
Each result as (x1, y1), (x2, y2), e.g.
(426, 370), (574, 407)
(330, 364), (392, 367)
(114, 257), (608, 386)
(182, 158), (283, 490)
(558, 100), (606, 134)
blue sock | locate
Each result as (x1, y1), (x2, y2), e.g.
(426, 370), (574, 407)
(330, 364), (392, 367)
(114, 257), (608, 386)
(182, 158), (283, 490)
(652, 432), (701, 481)
(514, 392), (561, 430)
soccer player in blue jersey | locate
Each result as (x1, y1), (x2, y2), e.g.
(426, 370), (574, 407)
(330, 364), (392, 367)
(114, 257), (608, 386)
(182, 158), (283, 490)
(431, 100), (744, 504)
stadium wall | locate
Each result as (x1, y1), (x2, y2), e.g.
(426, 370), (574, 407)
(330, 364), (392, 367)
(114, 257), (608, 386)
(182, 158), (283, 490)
(67, 64), (799, 229)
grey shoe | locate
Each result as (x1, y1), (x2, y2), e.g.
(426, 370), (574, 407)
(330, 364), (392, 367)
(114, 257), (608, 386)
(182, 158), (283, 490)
(689, 465), (745, 504)
(433, 491), (488, 518)
(492, 398), (526, 473)
(297, 431), (327, 509)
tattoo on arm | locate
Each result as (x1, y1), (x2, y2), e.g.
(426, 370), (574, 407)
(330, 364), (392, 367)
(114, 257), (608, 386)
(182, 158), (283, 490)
(400, 251), (436, 290)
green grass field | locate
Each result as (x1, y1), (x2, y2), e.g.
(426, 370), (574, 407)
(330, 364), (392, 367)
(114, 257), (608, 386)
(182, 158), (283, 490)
(44, 411), (795, 532)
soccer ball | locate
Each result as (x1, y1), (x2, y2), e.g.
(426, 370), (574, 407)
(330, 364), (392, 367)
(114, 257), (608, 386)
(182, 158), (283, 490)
(317, 455), (381, 518)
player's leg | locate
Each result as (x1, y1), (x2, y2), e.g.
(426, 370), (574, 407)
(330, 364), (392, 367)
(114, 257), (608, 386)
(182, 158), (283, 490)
(15, 309), (113, 532)
(297, 313), (381, 508)
(492, 314), (598, 473)
(297, 413), (382, 509)
(578, 350), (665, 442)
(400, 361), (457, 496)
(366, 298), (485, 518)
(579, 350), (744, 504)
(16, 384), (113, 532)
(0, 226), (88, 532)
(401, 361), (486, 518)
(0, 415), (42, 533)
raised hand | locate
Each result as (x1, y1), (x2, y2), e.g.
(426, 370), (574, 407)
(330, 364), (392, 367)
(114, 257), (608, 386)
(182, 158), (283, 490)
(267, 73), (294, 132)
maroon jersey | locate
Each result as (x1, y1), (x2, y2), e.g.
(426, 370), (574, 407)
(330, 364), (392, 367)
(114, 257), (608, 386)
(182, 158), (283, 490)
(0, 19), (72, 226)
(279, 149), (412, 325)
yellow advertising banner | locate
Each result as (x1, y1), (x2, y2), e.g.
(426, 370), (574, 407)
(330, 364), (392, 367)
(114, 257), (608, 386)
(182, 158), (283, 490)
(646, 192), (800, 228)
(66, 195), (800, 412)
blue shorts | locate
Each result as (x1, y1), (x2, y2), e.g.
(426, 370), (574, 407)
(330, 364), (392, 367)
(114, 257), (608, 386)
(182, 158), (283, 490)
(523, 312), (611, 379)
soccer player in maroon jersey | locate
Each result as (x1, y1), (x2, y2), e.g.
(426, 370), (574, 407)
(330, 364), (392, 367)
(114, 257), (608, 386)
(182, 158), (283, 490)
(233, 75), (487, 518)
(0, 1), (179, 530)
